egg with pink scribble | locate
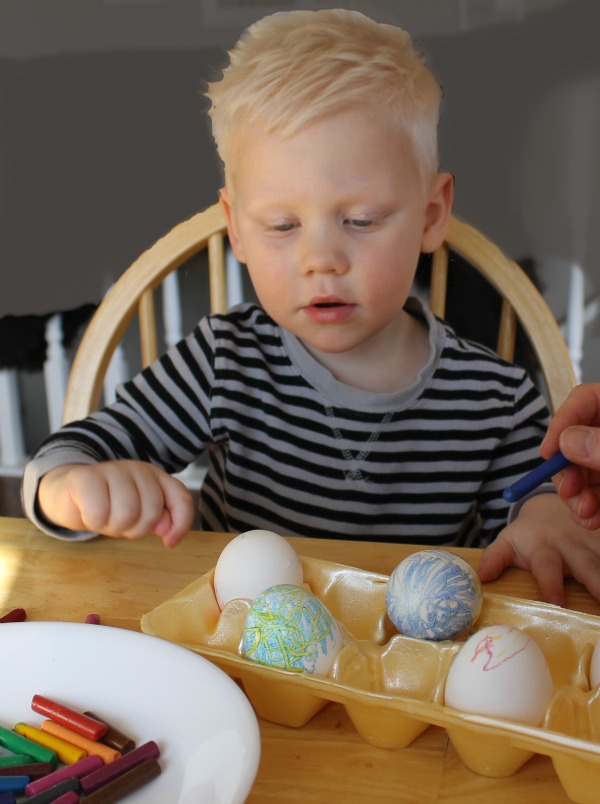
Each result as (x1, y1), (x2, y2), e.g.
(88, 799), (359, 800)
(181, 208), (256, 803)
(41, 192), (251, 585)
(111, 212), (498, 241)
(444, 624), (554, 725)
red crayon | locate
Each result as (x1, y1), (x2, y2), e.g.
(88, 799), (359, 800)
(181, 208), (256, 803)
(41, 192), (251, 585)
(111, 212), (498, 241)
(80, 759), (161, 803)
(31, 696), (107, 741)
(0, 608), (26, 623)
(85, 614), (101, 625)
(79, 741), (160, 794)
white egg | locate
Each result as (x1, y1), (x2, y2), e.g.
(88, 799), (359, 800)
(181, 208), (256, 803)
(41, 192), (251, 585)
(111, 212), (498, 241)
(386, 549), (482, 640)
(590, 638), (600, 688)
(242, 584), (343, 675)
(213, 529), (303, 609)
(444, 624), (553, 725)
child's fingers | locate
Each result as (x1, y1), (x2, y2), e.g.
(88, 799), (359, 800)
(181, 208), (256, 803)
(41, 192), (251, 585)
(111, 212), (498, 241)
(155, 478), (195, 547)
(527, 548), (566, 608)
(477, 536), (515, 583)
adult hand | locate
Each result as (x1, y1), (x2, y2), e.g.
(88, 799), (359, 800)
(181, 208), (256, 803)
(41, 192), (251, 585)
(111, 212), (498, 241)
(541, 384), (600, 530)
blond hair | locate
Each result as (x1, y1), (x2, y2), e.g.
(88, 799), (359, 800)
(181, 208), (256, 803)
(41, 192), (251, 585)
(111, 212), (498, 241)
(205, 9), (442, 187)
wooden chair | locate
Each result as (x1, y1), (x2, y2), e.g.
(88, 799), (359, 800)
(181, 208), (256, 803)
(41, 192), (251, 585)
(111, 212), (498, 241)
(62, 202), (575, 424)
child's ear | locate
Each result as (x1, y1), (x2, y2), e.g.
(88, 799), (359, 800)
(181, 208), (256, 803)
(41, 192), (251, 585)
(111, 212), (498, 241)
(219, 188), (247, 264)
(420, 172), (454, 253)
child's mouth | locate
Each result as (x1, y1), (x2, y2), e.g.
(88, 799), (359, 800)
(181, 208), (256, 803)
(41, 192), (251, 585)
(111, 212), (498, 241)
(304, 299), (356, 323)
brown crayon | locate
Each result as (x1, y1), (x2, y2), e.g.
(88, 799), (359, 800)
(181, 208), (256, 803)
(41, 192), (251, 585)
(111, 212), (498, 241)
(82, 713), (135, 754)
(80, 758), (160, 803)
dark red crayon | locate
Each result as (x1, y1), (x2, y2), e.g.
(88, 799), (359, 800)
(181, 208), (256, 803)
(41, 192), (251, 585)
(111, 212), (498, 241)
(82, 712), (135, 754)
(24, 776), (80, 804)
(0, 761), (53, 778)
(0, 608), (26, 623)
(51, 794), (79, 804)
(80, 759), (161, 803)
(25, 755), (102, 796)
(85, 614), (101, 625)
(79, 741), (160, 794)
(32, 695), (107, 741)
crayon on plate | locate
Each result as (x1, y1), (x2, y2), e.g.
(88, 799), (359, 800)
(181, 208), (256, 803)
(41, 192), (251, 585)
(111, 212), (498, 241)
(24, 776), (80, 804)
(83, 712), (136, 754)
(41, 721), (120, 765)
(0, 760), (53, 778)
(0, 608), (26, 624)
(80, 758), (161, 803)
(25, 754), (102, 797)
(0, 776), (28, 793)
(0, 726), (57, 768)
(13, 724), (86, 766)
(51, 793), (80, 804)
(32, 695), (108, 741)
(79, 741), (160, 794)
(0, 755), (34, 768)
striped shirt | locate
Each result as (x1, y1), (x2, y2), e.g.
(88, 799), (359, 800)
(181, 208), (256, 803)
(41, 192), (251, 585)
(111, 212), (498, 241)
(23, 301), (549, 545)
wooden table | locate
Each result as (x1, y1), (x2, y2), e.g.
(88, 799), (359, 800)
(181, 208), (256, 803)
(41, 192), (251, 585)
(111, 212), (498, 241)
(1, 516), (598, 803)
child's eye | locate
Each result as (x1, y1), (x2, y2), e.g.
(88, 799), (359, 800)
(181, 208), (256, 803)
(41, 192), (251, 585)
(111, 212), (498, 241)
(269, 221), (297, 233)
(347, 218), (374, 228)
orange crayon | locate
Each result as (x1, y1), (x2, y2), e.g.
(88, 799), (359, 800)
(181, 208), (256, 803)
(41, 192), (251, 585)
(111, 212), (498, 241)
(41, 721), (120, 765)
(13, 723), (87, 765)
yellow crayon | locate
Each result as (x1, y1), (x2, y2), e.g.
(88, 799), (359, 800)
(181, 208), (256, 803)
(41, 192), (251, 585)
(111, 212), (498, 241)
(13, 723), (87, 765)
(42, 720), (121, 765)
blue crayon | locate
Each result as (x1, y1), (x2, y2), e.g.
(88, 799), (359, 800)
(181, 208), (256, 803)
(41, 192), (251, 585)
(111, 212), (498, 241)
(0, 775), (28, 792)
(503, 451), (571, 503)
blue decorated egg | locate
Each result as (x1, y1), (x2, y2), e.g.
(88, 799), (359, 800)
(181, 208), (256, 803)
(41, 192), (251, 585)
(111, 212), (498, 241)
(386, 550), (482, 640)
(242, 584), (343, 675)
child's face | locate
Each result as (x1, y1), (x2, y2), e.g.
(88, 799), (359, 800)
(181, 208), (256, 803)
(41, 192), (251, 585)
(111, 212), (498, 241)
(221, 106), (452, 359)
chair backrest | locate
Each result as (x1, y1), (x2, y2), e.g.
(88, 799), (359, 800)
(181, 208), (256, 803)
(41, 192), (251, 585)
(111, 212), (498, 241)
(62, 202), (575, 424)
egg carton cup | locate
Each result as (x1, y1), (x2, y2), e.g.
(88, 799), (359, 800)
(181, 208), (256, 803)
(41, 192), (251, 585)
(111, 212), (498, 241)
(141, 556), (600, 804)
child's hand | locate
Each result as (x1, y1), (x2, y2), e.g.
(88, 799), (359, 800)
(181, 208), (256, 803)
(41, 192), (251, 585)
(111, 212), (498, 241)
(38, 461), (195, 548)
(541, 383), (600, 530)
(477, 493), (600, 607)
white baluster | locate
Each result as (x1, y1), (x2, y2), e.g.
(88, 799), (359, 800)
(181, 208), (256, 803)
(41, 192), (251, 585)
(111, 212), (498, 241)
(103, 343), (130, 406)
(227, 247), (244, 309)
(162, 272), (183, 349)
(565, 82), (595, 385)
(566, 263), (585, 384)
(0, 368), (27, 467)
(43, 314), (70, 433)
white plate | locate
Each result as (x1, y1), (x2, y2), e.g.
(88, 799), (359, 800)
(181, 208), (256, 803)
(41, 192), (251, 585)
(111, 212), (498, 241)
(0, 622), (260, 803)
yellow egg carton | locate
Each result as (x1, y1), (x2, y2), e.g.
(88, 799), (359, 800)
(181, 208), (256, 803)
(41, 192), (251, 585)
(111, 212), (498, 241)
(141, 556), (600, 804)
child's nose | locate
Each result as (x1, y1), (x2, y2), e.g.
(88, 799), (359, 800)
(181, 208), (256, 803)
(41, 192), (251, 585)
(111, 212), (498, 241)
(300, 228), (349, 276)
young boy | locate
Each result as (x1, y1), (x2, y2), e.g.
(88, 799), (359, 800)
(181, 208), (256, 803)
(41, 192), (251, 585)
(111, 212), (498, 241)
(22, 9), (600, 607)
